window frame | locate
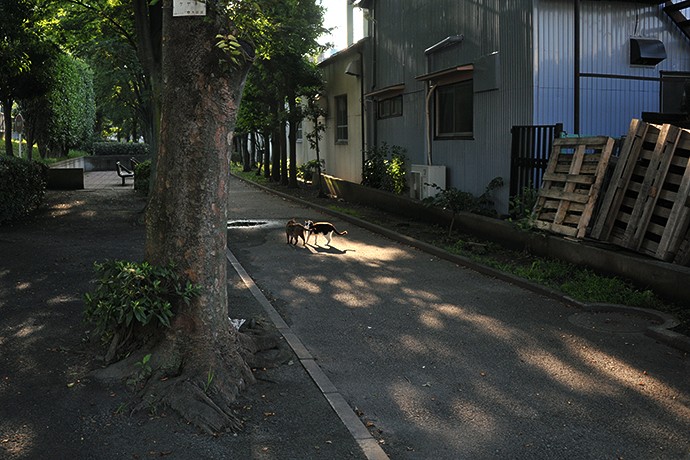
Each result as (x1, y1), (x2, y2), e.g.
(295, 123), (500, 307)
(434, 78), (474, 139)
(660, 71), (690, 114)
(377, 94), (403, 119)
(334, 94), (348, 143)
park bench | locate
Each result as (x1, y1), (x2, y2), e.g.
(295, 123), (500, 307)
(116, 161), (134, 185)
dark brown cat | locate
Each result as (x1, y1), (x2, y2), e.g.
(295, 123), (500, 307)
(304, 220), (348, 246)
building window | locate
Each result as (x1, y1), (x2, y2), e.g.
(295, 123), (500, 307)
(335, 95), (348, 143)
(435, 79), (473, 138)
(661, 72), (690, 114)
(378, 95), (403, 119)
(296, 121), (303, 141)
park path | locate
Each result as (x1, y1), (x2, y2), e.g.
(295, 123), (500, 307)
(226, 176), (690, 460)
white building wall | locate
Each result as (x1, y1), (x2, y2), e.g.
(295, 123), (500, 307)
(301, 46), (364, 184)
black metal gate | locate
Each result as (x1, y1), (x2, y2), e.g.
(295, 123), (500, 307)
(509, 123), (563, 197)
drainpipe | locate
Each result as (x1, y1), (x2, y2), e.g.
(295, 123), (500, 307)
(358, 49), (366, 172)
(423, 34), (464, 166)
(425, 83), (437, 166)
(574, 0), (580, 134)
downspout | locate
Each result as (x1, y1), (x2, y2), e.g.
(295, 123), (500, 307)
(423, 34), (464, 167)
(358, 49), (366, 172)
(425, 83), (437, 166)
(574, 0), (580, 134)
(371, 4), (378, 151)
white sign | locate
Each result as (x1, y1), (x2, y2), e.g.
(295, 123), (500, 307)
(173, 0), (206, 17)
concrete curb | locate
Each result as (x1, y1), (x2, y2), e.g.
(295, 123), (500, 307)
(232, 174), (690, 354)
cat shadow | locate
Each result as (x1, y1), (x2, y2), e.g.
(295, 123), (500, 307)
(308, 244), (354, 255)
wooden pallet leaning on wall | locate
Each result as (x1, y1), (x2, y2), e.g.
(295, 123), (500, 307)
(533, 136), (614, 238)
(591, 119), (690, 263)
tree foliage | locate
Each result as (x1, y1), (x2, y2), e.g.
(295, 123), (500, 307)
(41, 53), (95, 155)
(236, 0), (327, 186)
(48, 0), (148, 142)
(0, 0), (49, 155)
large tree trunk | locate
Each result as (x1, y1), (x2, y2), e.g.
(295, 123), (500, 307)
(3, 99), (14, 156)
(271, 126), (280, 182)
(287, 96), (298, 188)
(262, 131), (271, 178)
(133, 0), (162, 170)
(279, 121), (288, 185)
(141, 0), (254, 434)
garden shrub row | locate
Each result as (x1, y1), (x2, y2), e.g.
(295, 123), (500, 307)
(0, 156), (46, 225)
(93, 142), (149, 156)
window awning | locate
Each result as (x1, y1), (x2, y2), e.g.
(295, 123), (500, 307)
(416, 64), (473, 86)
(364, 83), (405, 99)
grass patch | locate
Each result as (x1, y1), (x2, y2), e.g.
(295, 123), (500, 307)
(231, 163), (271, 186)
(327, 205), (364, 219)
(444, 239), (673, 312)
(8, 140), (88, 165)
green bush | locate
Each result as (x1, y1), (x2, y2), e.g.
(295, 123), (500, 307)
(84, 260), (200, 347)
(134, 160), (151, 195)
(0, 156), (46, 225)
(424, 177), (504, 237)
(297, 158), (324, 180)
(362, 142), (408, 195)
(93, 142), (149, 156)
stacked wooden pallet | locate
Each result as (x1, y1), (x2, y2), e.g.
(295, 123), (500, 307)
(591, 119), (690, 263)
(533, 136), (614, 238)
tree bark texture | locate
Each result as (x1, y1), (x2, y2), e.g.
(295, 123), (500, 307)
(142, 0), (254, 433)
(3, 99), (14, 156)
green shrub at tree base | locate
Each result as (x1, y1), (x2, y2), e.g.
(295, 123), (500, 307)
(134, 160), (151, 195)
(84, 260), (200, 358)
(0, 156), (46, 225)
(93, 142), (149, 156)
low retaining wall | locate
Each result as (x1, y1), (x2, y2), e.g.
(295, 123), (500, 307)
(51, 155), (150, 172)
(46, 168), (84, 190)
(321, 175), (690, 304)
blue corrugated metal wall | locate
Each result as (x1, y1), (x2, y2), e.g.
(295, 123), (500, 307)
(534, 0), (690, 137)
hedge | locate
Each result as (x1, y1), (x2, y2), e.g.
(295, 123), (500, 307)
(93, 142), (149, 156)
(0, 156), (46, 225)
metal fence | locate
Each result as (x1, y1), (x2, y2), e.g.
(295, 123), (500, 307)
(509, 123), (563, 197)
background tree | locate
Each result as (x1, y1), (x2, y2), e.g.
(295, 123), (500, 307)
(237, 0), (326, 186)
(304, 87), (327, 195)
(52, 0), (158, 146)
(0, 0), (47, 155)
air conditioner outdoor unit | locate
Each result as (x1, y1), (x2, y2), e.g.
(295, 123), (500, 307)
(410, 164), (446, 200)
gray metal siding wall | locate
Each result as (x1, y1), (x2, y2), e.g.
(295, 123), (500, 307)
(372, 0), (534, 211)
(534, 1), (690, 137)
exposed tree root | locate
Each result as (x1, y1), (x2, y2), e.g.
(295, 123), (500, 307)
(121, 317), (291, 435)
(237, 318), (292, 369)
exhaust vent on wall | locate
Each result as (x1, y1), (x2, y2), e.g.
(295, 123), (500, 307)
(630, 37), (666, 66)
